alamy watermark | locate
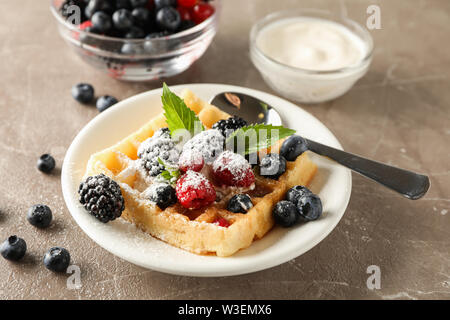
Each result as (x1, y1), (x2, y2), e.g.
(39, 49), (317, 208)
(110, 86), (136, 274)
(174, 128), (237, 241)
(66, 264), (82, 290)
(366, 5), (381, 30)
(366, 265), (381, 290)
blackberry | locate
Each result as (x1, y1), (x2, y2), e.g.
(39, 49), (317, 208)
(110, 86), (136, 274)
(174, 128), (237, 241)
(78, 174), (125, 223)
(227, 194), (253, 213)
(212, 115), (247, 138)
(259, 153), (287, 180)
(137, 128), (180, 176)
(148, 183), (177, 209)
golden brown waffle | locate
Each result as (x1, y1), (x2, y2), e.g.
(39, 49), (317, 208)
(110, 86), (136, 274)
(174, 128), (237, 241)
(84, 89), (317, 256)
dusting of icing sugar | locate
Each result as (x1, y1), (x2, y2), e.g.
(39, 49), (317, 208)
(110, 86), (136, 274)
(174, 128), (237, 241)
(213, 150), (251, 180)
(182, 129), (224, 164)
(178, 148), (204, 167)
(177, 170), (209, 193)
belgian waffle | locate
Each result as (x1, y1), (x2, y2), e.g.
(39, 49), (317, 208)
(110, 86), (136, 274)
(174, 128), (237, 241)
(84, 89), (317, 256)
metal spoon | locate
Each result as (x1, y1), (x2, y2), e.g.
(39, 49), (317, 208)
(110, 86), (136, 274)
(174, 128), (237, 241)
(210, 92), (430, 200)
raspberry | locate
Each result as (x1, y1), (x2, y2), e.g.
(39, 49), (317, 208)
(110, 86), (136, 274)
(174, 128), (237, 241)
(182, 129), (224, 164)
(212, 151), (255, 188)
(138, 128), (181, 176)
(176, 171), (216, 209)
(212, 115), (247, 138)
(213, 217), (230, 228)
(178, 149), (204, 173)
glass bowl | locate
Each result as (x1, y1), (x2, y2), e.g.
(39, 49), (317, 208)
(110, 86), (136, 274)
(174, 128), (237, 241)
(50, 0), (219, 81)
(250, 9), (373, 104)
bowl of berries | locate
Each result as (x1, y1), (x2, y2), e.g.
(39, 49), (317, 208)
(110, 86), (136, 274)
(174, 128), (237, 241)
(50, 0), (218, 81)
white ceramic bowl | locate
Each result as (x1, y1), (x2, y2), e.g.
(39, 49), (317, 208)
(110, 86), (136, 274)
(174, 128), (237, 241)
(250, 10), (373, 103)
(61, 84), (352, 276)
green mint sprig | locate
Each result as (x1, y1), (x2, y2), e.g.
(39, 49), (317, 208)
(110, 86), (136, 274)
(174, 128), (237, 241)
(226, 124), (296, 155)
(161, 83), (204, 138)
(157, 158), (181, 184)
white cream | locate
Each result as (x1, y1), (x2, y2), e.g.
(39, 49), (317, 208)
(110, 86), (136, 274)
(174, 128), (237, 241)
(256, 17), (367, 71)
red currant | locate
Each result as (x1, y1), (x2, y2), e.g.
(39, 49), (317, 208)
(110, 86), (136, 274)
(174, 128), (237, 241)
(213, 218), (230, 228)
(178, 0), (197, 8)
(190, 2), (214, 24)
(177, 6), (192, 21)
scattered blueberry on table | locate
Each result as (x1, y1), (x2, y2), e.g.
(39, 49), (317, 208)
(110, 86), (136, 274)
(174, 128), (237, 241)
(96, 95), (119, 112)
(27, 204), (53, 229)
(72, 83), (95, 104)
(37, 154), (56, 174)
(43, 247), (71, 272)
(0, 236), (27, 261)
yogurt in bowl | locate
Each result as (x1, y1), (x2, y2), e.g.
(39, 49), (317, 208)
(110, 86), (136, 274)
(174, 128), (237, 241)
(250, 10), (373, 103)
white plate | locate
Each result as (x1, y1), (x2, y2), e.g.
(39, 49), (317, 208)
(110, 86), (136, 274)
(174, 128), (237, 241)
(61, 84), (351, 277)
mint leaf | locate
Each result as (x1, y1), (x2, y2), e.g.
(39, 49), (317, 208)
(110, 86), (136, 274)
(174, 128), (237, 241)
(157, 157), (181, 184)
(226, 124), (296, 155)
(161, 83), (204, 137)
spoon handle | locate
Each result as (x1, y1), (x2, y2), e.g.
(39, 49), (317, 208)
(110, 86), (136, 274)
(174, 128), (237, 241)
(305, 139), (430, 199)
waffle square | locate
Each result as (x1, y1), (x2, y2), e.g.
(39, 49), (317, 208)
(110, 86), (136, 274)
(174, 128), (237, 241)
(84, 89), (317, 256)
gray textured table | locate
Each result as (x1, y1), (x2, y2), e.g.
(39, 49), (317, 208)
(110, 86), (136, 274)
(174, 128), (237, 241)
(0, 0), (449, 299)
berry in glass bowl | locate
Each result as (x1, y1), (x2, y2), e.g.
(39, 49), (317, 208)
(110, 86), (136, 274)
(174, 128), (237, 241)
(50, 0), (218, 81)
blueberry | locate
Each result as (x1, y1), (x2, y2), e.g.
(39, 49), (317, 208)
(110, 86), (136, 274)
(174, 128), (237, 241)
(130, 0), (148, 8)
(144, 31), (171, 52)
(156, 7), (181, 32)
(149, 184), (177, 210)
(43, 247), (71, 272)
(280, 135), (308, 161)
(286, 185), (312, 205)
(121, 42), (144, 54)
(178, 19), (195, 32)
(37, 154), (56, 173)
(71, 83), (95, 104)
(125, 26), (146, 38)
(273, 201), (298, 227)
(27, 204), (53, 229)
(154, 0), (177, 10)
(259, 153), (287, 179)
(115, 0), (131, 9)
(132, 7), (151, 28)
(91, 11), (112, 33)
(85, 0), (105, 19)
(96, 95), (118, 112)
(297, 194), (322, 221)
(112, 9), (134, 31)
(0, 236), (27, 261)
(227, 194), (253, 213)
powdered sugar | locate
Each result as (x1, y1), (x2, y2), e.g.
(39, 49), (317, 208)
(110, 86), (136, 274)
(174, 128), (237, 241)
(178, 148), (204, 172)
(213, 150), (251, 180)
(177, 170), (209, 193)
(137, 128), (181, 176)
(182, 129), (224, 164)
